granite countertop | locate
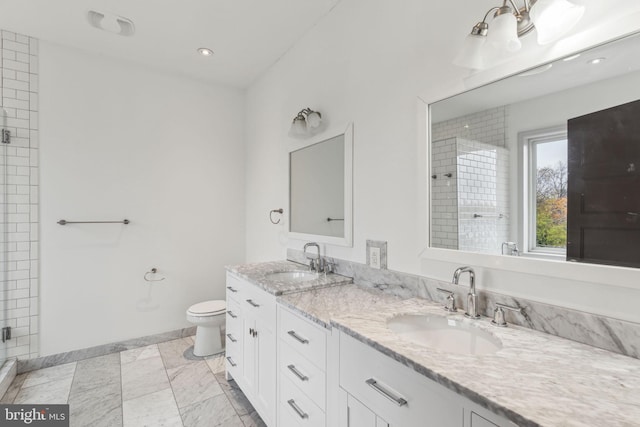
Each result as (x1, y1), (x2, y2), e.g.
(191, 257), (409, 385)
(226, 260), (352, 296)
(280, 283), (640, 427)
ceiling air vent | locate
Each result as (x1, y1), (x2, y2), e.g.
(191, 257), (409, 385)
(87, 10), (135, 36)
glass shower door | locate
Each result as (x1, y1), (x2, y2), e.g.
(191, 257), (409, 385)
(0, 109), (8, 365)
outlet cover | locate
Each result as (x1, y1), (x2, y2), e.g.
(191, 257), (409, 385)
(366, 240), (387, 269)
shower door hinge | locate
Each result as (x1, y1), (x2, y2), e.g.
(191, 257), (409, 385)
(1, 129), (10, 144)
(2, 326), (11, 343)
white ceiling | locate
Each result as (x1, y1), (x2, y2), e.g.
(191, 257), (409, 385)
(0, 0), (341, 87)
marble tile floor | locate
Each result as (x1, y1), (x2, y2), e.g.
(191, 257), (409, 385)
(0, 337), (266, 427)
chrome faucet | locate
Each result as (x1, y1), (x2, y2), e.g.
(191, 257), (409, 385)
(452, 266), (480, 319)
(303, 242), (324, 272)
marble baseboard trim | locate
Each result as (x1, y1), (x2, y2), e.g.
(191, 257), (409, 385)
(287, 249), (640, 359)
(17, 327), (196, 374)
(0, 358), (17, 400)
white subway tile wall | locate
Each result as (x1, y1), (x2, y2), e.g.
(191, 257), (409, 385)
(431, 106), (507, 148)
(1, 29), (39, 360)
(456, 139), (510, 254)
(431, 107), (510, 252)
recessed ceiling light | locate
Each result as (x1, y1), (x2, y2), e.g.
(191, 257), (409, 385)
(588, 57), (606, 65)
(563, 54), (581, 62)
(198, 48), (214, 57)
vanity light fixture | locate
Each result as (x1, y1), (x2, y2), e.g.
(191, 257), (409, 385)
(453, 0), (585, 70)
(198, 48), (214, 57)
(288, 108), (323, 138)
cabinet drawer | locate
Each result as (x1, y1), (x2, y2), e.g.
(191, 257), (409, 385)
(226, 298), (242, 334)
(279, 307), (327, 370)
(243, 283), (277, 323)
(339, 332), (462, 427)
(226, 272), (248, 303)
(279, 340), (326, 410)
(280, 375), (325, 427)
(225, 352), (241, 380)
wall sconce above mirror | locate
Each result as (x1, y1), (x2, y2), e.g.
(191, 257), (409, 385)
(288, 107), (324, 138)
(429, 30), (640, 269)
(288, 123), (353, 247)
(454, 0), (585, 70)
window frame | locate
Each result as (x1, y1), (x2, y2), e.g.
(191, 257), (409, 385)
(518, 125), (568, 259)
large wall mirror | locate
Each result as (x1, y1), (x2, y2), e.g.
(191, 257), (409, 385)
(289, 123), (353, 247)
(429, 32), (640, 269)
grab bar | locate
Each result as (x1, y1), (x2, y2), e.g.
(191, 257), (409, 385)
(57, 219), (130, 225)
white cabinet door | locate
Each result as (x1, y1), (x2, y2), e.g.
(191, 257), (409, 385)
(242, 317), (256, 392)
(255, 320), (276, 423)
(346, 394), (376, 427)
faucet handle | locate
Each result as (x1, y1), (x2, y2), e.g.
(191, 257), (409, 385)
(436, 288), (457, 312)
(491, 303), (522, 327)
(324, 260), (335, 274)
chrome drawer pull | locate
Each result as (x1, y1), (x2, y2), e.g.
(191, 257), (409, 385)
(287, 330), (309, 344)
(226, 333), (237, 343)
(365, 378), (408, 407)
(246, 299), (260, 308)
(287, 364), (309, 382)
(226, 286), (238, 293)
(226, 356), (237, 367)
(287, 399), (309, 419)
(227, 311), (238, 319)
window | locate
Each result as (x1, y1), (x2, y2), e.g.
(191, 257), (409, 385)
(521, 128), (567, 256)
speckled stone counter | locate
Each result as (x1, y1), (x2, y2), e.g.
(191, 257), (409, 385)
(280, 283), (640, 427)
(278, 283), (404, 329)
(226, 260), (352, 296)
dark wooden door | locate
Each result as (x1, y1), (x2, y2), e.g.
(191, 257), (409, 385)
(567, 99), (640, 267)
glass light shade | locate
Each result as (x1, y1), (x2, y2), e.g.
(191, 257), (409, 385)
(486, 13), (522, 53)
(453, 34), (486, 70)
(288, 117), (307, 137)
(530, 0), (585, 45)
(306, 111), (322, 129)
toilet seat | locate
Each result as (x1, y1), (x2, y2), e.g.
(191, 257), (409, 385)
(187, 300), (226, 317)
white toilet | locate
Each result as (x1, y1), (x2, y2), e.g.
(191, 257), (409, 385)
(186, 300), (226, 357)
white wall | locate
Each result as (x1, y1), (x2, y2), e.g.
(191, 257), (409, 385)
(39, 42), (245, 356)
(245, 0), (640, 323)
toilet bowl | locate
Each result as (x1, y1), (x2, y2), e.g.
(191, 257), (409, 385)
(186, 300), (226, 357)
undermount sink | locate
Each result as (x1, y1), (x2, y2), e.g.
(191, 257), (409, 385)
(387, 314), (502, 356)
(265, 270), (319, 282)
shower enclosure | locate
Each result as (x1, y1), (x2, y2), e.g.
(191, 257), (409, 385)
(0, 109), (8, 367)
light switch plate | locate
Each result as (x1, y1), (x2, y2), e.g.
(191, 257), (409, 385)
(366, 240), (387, 269)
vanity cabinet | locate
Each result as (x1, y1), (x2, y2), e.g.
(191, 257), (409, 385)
(338, 331), (515, 427)
(277, 305), (330, 427)
(341, 391), (390, 427)
(225, 273), (277, 426)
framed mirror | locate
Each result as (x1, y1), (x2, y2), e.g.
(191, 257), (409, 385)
(288, 123), (353, 247)
(428, 31), (640, 269)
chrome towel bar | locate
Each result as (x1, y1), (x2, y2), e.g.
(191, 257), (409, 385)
(57, 219), (130, 225)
